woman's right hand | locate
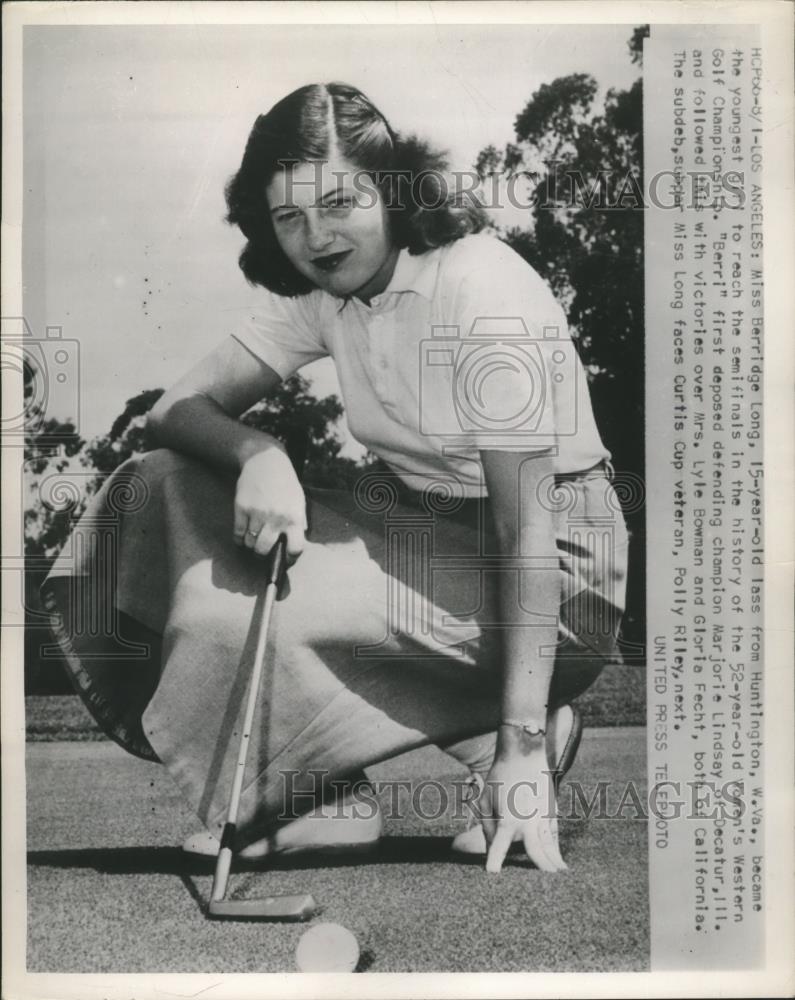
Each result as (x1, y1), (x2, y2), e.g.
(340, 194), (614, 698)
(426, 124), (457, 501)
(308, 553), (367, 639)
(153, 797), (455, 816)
(233, 445), (307, 562)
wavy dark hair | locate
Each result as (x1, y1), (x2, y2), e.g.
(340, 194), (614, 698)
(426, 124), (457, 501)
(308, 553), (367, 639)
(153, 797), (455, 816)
(225, 82), (488, 296)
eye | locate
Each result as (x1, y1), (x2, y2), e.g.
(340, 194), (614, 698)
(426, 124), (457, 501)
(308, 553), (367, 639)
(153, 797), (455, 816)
(324, 197), (355, 213)
(275, 210), (301, 224)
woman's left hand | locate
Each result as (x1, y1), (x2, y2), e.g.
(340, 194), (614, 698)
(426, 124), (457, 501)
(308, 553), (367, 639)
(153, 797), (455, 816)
(478, 744), (568, 874)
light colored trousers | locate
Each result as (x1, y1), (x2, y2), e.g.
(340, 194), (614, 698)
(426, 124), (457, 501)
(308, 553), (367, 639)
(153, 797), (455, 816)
(42, 449), (628, 844)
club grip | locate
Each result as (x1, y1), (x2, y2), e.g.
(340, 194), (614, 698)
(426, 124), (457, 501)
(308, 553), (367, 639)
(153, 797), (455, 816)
(267, 533), (288, 588)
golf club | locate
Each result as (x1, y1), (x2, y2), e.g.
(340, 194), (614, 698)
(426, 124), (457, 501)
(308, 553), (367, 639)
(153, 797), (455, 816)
(208, 532), (317, 922)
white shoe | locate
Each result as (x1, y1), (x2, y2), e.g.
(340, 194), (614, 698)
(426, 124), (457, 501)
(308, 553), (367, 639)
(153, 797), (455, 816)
(451, 704), (582, 856)
(182, 785), (383, 860)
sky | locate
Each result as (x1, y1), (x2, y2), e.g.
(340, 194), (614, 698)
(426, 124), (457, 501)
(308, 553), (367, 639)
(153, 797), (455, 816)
(23, 23), (640, 453)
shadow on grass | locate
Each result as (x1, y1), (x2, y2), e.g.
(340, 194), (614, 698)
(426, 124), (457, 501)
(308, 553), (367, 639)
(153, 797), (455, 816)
(28, 820), (598, 927)
(28, 822), (586, 877)
(28, 839), (449, 876)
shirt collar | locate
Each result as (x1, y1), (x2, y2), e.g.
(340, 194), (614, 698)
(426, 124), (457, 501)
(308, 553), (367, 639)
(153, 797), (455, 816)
(335, 246), (440, 313)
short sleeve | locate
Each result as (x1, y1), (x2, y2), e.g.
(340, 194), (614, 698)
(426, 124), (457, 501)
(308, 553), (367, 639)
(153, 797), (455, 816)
(231, 290), (329, 379)
(431, 235), (571, 453)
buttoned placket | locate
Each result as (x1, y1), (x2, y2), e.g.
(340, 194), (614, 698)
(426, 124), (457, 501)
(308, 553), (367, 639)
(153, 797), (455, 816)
(365, 296), (393, 408)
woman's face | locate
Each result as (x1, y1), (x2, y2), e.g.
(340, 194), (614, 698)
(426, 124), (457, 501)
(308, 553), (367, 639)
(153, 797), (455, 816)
(266, 153), (398, 302)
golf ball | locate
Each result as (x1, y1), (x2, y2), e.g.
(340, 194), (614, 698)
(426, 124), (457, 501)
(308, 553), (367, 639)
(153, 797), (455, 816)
(295, 922), (360, 973)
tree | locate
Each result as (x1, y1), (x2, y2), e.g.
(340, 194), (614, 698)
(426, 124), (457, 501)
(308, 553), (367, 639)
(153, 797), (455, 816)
(482, 76), (643, 471)
(475, 28), (647, 655)
(241, 374), (368, 489)
(82, 388), (166, 483)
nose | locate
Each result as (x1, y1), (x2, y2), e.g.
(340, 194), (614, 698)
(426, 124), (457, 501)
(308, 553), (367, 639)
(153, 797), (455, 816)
(305, 209), (334, 253)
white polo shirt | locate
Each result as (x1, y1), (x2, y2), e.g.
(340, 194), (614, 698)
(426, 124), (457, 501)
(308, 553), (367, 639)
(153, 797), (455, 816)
(231, 233), (609, 497)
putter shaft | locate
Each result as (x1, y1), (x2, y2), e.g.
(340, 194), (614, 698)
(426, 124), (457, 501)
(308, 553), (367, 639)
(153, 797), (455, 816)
(207, 536), (316, 922)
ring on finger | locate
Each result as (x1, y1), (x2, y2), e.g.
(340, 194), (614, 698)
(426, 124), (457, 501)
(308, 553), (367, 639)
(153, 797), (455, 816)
(246, 528), (260, 537)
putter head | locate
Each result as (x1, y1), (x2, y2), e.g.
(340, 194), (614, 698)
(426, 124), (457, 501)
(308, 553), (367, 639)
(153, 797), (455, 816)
(208, 893), (317, 922)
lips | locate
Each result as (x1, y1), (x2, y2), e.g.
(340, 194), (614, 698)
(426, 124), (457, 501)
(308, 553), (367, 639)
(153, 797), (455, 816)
(312, 250), (352, 273)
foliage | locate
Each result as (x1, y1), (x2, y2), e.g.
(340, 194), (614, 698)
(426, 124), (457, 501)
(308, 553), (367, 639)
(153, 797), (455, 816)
(82, 388), (166, 481)
(23, 358), (87, 560)
(242, 375), (342, 479)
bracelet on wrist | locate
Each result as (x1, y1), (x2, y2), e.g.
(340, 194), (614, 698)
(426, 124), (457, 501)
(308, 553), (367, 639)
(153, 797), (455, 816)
(500, 719), (546, 737)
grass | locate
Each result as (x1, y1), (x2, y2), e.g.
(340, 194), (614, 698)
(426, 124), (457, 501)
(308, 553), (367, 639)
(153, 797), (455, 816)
(25, 662), (645, 742)
(26, 729), (648, 972)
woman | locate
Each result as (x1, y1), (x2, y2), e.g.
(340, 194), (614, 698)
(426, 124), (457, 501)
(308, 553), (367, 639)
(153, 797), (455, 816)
(42, 83), (627, 874)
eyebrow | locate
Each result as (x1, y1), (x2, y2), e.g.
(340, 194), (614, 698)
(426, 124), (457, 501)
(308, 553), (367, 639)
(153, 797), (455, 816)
(270, 183), (350, 214)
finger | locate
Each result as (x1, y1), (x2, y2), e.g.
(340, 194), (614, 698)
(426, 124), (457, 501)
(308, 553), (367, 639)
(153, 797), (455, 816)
(539, 781), (567, 871)
(243, 520), (266, 550)
(464, 773), (485, 812)
(523, 820), (567, 873)
(233, 505), (249, 546)
(485, 825), (514, 874)
(284, 523), (305, 563)
(539, 814), (568, 871)
(479, 789), (497, 844)
(520, 821), (554, 872)
(252, 524), (279, 557)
